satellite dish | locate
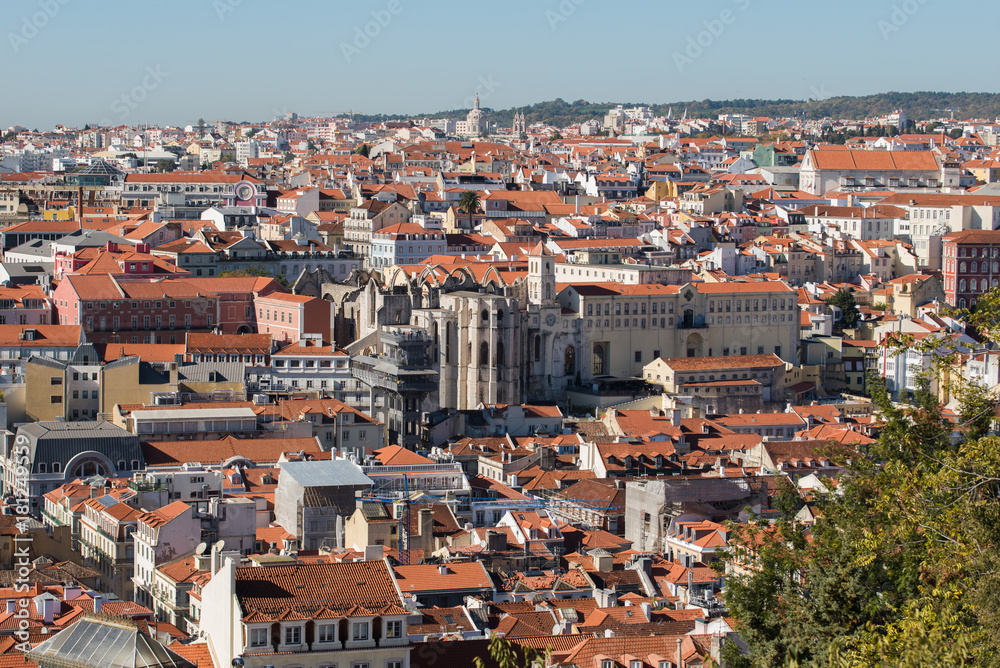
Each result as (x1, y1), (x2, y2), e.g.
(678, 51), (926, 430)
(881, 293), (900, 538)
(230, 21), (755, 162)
(195, 542), (207, 556)
(214, 539), (226, 552)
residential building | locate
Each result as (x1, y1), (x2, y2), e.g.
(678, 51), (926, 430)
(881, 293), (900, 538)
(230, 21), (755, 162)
(199, 559), (411, 668)
(942, 229), (1000, 308)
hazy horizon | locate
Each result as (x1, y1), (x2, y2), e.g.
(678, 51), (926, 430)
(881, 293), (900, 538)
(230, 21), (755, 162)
(3, 0), (997, 128)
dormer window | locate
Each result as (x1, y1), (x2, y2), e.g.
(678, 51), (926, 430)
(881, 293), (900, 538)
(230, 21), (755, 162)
(317, 623), (336, 643)
(249, 627), (268, 648)
(284, 625), (302, 645)
(351, 621), (369, 641)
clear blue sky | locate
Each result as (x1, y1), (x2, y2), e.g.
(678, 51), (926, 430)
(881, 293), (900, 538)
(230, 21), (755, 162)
(3, 0), (996, 129)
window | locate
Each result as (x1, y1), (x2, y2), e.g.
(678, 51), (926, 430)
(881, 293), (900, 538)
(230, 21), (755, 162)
(51, 377), (62, 386)
(351, 622), (369, 641)
(51, 395), (62, 404)
(317, 623), (335, 643)
(385, 620), (402, 638)
(249, 628), (268, 648)
(634, 350), (642, 363)
(284, 626), (301, 645)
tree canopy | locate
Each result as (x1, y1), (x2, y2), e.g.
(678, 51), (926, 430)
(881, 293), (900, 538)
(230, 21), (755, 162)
(826, 288), (862, 329)
(720, 366), (1000, 666)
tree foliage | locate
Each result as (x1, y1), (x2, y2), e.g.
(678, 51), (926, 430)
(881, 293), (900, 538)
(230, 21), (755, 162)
(721, 365), (1000, 666)
(473, 634), (550, 668)
(826, 288), (861, 329)
(458, 190), (480, 229)
(218, 265), (289, 288)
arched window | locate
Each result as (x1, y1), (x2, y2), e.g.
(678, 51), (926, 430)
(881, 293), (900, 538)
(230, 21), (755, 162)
(496, 309), (504, 324)
(960, 279), (967, 292)
(481, 309), (489, 323)
(960, 262), (967, 272)
(972, 262), (978, 273)
(495, 341), (505, 367)
(446, 323), (454, 364)
(73, 460), (107, 478)
(593, 344), (606, 376)
(971, 279), (978, 292)
(533, 335), (541, 362)
(544, 283), (552, 301)
(564, 346), (576, 376)
(479, 342), (489, 367)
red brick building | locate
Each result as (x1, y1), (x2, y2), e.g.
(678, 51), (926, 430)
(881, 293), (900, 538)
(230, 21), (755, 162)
(941, 229), (1000, 308)
(52, 275), (285, 344)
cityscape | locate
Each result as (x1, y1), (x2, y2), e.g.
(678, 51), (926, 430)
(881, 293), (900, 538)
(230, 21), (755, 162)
(1, 2), (1000, 667)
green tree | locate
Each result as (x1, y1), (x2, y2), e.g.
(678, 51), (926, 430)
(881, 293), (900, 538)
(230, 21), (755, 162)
(721, 363), (1000, 667)
(473, 634), (551, 668)
(826, 288), (861, 329)
(218, 266), (289, 288)
(197, 118), (206, 134)
(458, 190), (480, 230)
(154, 159), (175, 173)
(354, 143), (370, 157)
(958, 285), (1000, 343)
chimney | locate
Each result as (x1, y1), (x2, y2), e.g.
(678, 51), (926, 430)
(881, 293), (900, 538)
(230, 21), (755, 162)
(211, 542), (220, 576)
(194, 553), (211, 572)
(671, 407), (681, 428)
(640, 601), (652, 622)
(93, 595), (102, 614)
(677, 637), (684, 668)
(42, 597), (55, 624)
(364, 544), (383, 561)
(438, 565), (448, 575)
(419, 508), (433, 537)
(5, 600), (14, 614)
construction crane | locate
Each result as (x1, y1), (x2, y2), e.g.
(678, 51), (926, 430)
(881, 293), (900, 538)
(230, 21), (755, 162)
(931, 108), (960, 120)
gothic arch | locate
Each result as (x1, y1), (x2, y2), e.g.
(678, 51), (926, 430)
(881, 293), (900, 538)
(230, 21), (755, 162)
(564, 345), (576, 376)
(592, 344), (607, 376)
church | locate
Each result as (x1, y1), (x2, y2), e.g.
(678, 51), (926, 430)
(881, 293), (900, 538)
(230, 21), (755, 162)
(456, 94), (487, 137)
(318, 242), (799, 417)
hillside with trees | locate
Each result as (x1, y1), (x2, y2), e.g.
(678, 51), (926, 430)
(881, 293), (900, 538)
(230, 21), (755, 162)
(349, 92), (1000, 128)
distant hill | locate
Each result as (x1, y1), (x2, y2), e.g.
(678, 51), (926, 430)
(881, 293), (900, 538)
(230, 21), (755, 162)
(349, 92), (1000, 128)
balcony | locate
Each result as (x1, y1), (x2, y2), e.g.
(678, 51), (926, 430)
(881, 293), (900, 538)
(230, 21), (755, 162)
(129, 480), (169, 492)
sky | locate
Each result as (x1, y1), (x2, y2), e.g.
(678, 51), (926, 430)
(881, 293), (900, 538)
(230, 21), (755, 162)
(3, 0), (998, 129)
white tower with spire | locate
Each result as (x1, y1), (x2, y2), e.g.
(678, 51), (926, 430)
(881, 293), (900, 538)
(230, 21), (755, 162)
(466, 94), (485, 137)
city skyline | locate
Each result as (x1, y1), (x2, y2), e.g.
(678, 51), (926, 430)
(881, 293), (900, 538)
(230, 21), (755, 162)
(3, 0), (997, 128)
